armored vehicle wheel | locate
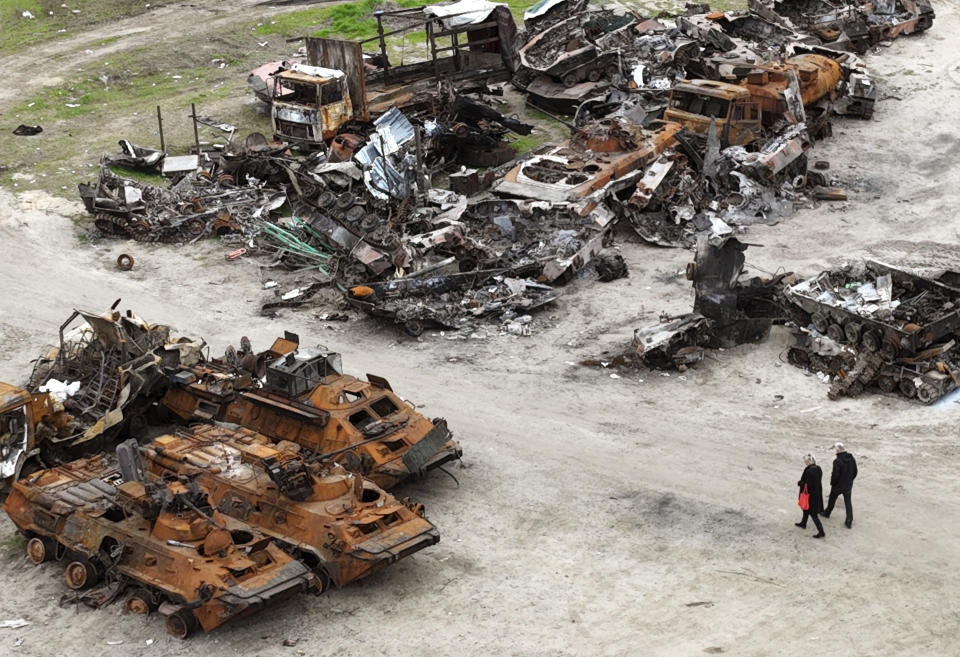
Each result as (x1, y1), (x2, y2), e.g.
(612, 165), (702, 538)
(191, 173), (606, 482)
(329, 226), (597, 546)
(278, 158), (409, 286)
(562, 73), (577, 88)
(898, 377), (917, 399)
(876, 375), (897, 393)
(183, 218), (205, 237)
(403, 320), (424, 337)
(861, 330), (881, 352)
(587, 68), (601, 82)
(165, 609), (198, 639)
(128, 221), (151, 239)
(844, 322), (863, 344)
(880, 342), (898, 362)
(64, 560), (98, 590)
(26, 537), (55, 564)
(605, 64), (620, 78)
(336, 192), (355, 210)
(124, 590), (157, 615)
(811, 312), (830, 333)
(786, 347), (808, 366)
(917, 383), (939, 405)
(826, 323), (845, 343)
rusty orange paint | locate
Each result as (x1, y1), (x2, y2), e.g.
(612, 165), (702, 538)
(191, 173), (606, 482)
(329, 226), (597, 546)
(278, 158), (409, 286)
(3, 456), (317, 638)
(142, 424), (439, 590)
(161, 336), (461, 489)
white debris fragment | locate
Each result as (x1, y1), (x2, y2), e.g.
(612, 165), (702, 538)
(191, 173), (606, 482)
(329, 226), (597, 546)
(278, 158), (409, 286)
(0, 620), (30, 629)
(38, 379), (81, 401)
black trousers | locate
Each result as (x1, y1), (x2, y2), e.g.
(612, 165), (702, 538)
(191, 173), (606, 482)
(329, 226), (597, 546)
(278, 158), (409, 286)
(799, 511), (824, 533)
(824, 488), (853, 523)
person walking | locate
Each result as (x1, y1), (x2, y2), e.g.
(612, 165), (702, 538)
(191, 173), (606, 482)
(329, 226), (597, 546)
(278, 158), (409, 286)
(796, 454), (825, 538)
(822, 442), (857, 528)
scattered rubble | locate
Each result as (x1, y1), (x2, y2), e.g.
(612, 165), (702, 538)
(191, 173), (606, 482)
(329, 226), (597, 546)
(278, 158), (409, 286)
(71, 0), (936, 337)
(584, 235), (788, 370)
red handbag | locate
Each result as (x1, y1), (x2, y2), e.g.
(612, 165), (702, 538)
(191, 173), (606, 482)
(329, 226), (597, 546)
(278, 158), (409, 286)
(798, 484), (810, 511)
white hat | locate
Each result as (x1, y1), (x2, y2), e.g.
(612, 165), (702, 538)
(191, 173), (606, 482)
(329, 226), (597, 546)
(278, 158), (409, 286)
(834, 442), (845, 452)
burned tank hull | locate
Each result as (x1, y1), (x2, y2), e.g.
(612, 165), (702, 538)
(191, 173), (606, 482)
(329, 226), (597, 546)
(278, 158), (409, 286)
(142, 425), (440, 589)
(783, 260), (960, 404)
(3, 455), (317, 638)
(160, 333), (461, 489)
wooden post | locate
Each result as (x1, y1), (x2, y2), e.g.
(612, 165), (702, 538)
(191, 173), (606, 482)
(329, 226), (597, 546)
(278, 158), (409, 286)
(190, 103), (201, 155)
(156, 105), (165, 152)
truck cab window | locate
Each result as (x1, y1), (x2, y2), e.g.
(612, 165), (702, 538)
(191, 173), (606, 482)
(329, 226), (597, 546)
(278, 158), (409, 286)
(320, 80), (343, 104)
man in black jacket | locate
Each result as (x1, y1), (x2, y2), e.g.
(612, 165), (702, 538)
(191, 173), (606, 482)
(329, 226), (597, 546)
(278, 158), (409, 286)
(822, 442), (858, 528)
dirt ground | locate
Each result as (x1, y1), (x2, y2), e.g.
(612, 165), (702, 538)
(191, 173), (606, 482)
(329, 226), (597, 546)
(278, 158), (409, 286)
(1, 2), (960, 656)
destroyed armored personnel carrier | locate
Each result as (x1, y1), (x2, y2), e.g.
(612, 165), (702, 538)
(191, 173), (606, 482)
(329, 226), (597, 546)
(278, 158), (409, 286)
(160, 333), (461, 488)
(783, 261), (960, 403)
(3, 449), (318, 638)
(142, 425), (440, 590)
(1, 304), (184, 486)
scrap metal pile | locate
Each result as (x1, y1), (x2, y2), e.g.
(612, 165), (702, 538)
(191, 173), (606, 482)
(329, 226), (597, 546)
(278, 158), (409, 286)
(782, 261), (960, 404)
(584, 235), (790, 371)
(75, 0), (934, 336)
(1, 306), (460, 637)
(588, 247), (960, 406)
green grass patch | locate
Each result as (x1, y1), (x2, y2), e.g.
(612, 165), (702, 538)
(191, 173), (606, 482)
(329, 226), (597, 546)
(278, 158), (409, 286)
(254, 0), (428, 41)
(0, 532), (25, 557)
(10, 66), (225, 120)
(509, 130), (552, 155)
(0, 0), (176, 54)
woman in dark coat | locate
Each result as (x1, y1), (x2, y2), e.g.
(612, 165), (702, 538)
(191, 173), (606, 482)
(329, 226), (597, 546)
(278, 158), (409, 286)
(796, 454), (825, 538)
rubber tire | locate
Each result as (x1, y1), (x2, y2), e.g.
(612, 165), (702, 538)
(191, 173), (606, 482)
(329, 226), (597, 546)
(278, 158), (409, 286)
(898, 377), (917, 399)
(876, 375), (897, 393)
(844, 322), (863, 344)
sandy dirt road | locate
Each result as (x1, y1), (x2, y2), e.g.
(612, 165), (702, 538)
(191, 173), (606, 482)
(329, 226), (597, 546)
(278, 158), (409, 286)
(0, 4), (959, 657)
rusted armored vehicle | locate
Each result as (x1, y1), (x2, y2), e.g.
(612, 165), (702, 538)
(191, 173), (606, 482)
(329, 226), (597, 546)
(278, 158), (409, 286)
(3, 449), (317, 638)
(519, 10), (637, 88)
(160, 333), (460, 489)
(142, 424), (440, 590)
(1, 304), (187, 486)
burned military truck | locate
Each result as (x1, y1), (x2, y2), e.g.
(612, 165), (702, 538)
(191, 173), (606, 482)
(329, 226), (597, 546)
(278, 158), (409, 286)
(3, 450), (318, 638)
(142, 425), (440, 591)
(783, 261), (960, 403)
(160, 333), (461, 489)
